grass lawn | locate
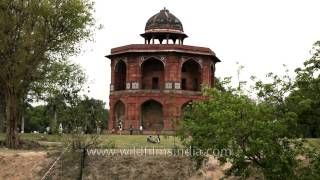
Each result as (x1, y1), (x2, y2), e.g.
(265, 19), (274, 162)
(104, 135), (182, 148)
(1, 133), (319, 150)
(0, 133), (182, 149)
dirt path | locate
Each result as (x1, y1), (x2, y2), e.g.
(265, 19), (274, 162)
(0, 150), (50, 180)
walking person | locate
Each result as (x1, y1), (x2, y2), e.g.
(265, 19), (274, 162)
(129, 125), (133, 135)
(139, 125), (143, 135)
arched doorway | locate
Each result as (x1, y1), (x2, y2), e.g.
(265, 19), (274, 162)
(141, 58), (164, 90)
(114, 60), (126, 91)
(181, 101), (192, 118)
(141, 100), (163, 130)
(181, 60), (201, 91)
(114, 101), (125, 129)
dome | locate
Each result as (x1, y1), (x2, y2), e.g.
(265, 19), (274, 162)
(141, 8), (187, 45)
(145, 8), (184, 33)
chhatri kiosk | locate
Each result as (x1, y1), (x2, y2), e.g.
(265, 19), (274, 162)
(107, 8), (220, 134)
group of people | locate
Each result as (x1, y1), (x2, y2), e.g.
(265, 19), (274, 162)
(111, 124), (161, 144)
(112, 124), (144, 135)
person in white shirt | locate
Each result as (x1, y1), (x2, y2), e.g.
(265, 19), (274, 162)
(156, 134), (160, 144)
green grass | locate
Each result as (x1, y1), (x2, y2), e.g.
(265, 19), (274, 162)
(0, 133), (62, 142)
(2, 133), (318, 150)
(306, 138), (320, 150)
(104, 135), (182, 148)
(0, 133), (182, 149)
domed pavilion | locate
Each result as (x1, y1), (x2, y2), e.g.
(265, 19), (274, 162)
(107, 8), (221, 134)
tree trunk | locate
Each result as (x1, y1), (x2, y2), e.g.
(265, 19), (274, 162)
(20, 97), (25, 133)
(0, 93), (5, 133)
(5, 89), (19, 149)
(50, 106), (57, 134)
(21, 112), (24, 133)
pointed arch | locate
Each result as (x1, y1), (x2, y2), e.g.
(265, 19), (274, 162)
(141, 99), (163, 130)
(181, 100), (193, 117)
(141, 58), (164, 90)
(181, 59), (201, 91)
(114, 100), (125, 129)
(114, 60), (127, 91)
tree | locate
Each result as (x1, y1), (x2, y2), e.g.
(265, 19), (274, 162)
(0, 89), (5, 133)
(101, 108), (109, 130)
(0, 0), (96, 148)
(45, 93), (67, 133)
(25, 105), (50, 133)
(62, 96), (107, 134)
(286, 41), (320, 137)
(179, 75), (306, 179)
(34, 60), (87, 133)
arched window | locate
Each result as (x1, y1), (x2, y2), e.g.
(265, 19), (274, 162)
(181, 60), (201, 91)
(141, 58), (164, 90)
(141, 100), (163, 130)
(114, 60), (126, 91)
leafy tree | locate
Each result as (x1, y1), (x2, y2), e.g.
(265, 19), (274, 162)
(286, 41), (320, 137)
(23, 96), (108, 134)
(0, 0), (96, 148)
(101, 108), (109, 130)
(44, 93), (67, 133)
(179, 73), (307, 179)
(33, 60), (87, 133)
(70, 96), (107, 134)
(28, 60), (87, 102)
(213, 77), (226, 92)
(24, 105), (50, 133)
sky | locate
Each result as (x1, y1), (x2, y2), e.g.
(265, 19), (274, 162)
(70, 0), (320, 107)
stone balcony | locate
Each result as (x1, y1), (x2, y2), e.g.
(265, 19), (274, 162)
(110, 89), (203, 96)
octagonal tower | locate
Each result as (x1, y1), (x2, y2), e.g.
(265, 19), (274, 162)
(107, 8), (221, 134)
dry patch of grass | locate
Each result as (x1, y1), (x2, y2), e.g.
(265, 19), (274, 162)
(39, 152), (196, 180)
(0, 150), (52, 180)
(306, 138), (320, 150)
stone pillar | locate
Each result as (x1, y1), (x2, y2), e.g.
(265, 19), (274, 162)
(201, 59), (210, 87)
(108, 101), (114, 131)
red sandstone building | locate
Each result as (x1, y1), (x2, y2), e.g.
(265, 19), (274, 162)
(107, 8), (220, 133)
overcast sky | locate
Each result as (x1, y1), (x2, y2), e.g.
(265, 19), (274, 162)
(70, 0), (320, 107)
